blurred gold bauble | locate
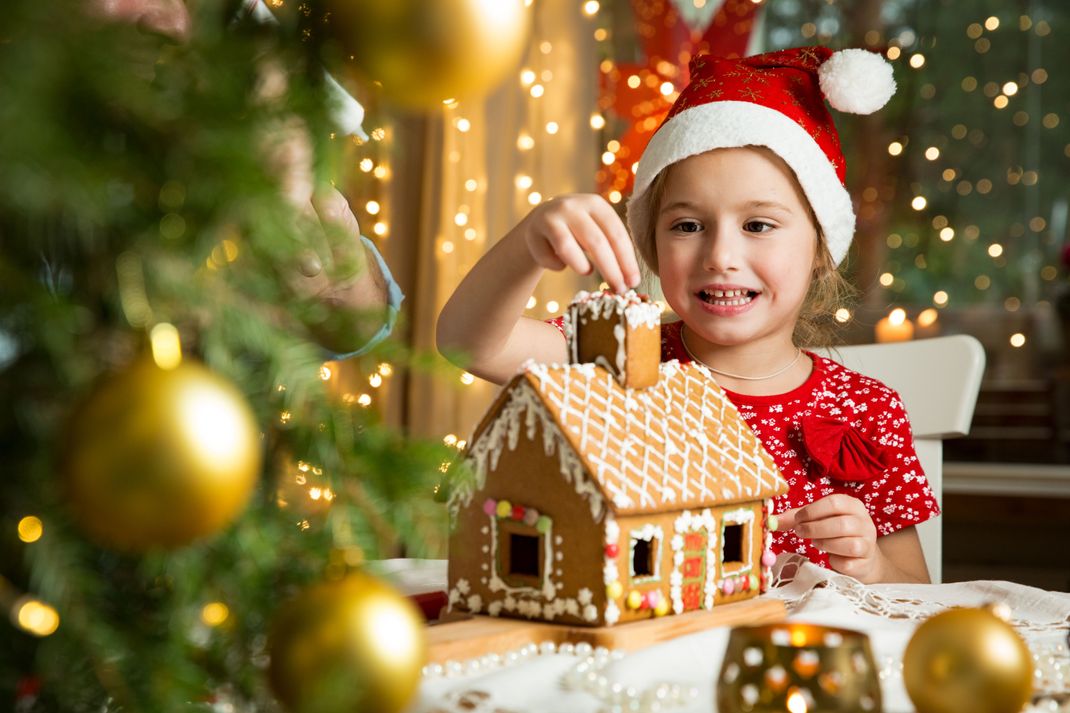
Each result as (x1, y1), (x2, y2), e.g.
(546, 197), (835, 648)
(64, 359), (261, 552)
(268, 572), (427, 713)
(903, 606), (1034, 713)
(323, 0), (533, 109)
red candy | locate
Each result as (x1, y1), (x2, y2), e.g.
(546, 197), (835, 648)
(604, 543), (619, 558)
(512, 505), (525, 520)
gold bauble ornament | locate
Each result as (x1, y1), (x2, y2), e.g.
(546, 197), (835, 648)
(903, 606), (1034, 713)
(64, 359), (261, 551)
(268, 572), (427, 713)
(323, 0), (533, 110)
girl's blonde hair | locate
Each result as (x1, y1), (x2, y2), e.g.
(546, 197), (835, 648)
(634, 158), (856, 348)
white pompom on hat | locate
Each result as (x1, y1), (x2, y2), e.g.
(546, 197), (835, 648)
(627, 46), (896, 267)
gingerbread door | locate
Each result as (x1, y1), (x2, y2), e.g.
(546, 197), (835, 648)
(680, 530), (707, 611)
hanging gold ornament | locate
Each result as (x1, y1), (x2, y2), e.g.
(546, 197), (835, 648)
(268, 571), (427, 713)
(63, 358), (261, 552)
(321, 0), (533, 110)
(903, 605), (1034, 713)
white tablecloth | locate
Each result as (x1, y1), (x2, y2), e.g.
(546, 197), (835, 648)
(383, 555), (1070, 713)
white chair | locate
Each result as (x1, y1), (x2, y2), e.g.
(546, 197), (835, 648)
(814, 334), (986, 583)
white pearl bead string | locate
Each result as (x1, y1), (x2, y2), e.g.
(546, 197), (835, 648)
(423, 640), (700, 712)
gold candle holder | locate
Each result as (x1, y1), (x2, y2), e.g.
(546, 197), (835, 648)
(716, 623), (882, 713)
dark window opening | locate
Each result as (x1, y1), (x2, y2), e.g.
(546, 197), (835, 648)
(632, 537), (657, 577)
(509, 533), (541, 577)
(722, 523), (744, 564)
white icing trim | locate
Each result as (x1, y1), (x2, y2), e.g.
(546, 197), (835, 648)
(628, 524), (664, 582)
(718, 507), (755, 589)
(449, 380), (606, 521)
(627, 101), (856, 266)
(670, 509), (719, 614)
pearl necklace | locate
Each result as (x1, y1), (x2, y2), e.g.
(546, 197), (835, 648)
(680, 328), (803, 382)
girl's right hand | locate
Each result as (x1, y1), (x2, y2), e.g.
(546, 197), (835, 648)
(519, 193), (642, 294)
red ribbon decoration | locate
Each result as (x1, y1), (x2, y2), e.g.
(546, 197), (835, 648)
(597, 0), (764, 198)
(799, 413), (888, 483)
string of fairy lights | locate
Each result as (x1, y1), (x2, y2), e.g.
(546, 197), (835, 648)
(872, 11), (1060, 349)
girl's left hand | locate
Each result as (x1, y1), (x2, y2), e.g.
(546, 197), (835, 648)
(776, 494), (886, 584)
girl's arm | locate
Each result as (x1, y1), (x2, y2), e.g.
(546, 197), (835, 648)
(436, 194), (640, 385)
(874, 526), (930, 583)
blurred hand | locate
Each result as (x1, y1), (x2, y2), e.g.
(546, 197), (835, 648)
(88, 0), (191, 41)
(518, 193), (641, 294)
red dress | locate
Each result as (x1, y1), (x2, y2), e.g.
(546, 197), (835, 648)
(547, 317), (940, 569)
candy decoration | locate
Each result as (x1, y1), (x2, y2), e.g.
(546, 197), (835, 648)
(626, 590), (643, 610)
(749, 574), (760, 591)
(723, 578), (736, 595)
(536, 515), (552, 534)
(766, 514), (779, 532)
(495, 500), (512, 518)
(511, 505), (525, 521)
(654, 598), (670, 617)
(761, 549), (777, 567)
(482, 499), (497, 516)
(604, 543), (619, 558)
(606, 581), (623, 599)
(522, 508), (539, 527)
(643, 591), (659, 610)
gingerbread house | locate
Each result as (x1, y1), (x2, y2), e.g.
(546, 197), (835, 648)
(446, 290), (788, 627)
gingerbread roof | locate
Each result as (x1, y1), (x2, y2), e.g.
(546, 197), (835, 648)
(452, 359), (788, 521)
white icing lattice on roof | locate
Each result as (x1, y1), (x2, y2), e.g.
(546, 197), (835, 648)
(521, 360), (787, 515)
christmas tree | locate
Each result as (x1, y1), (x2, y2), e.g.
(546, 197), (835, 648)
(0, 0), (449, 709)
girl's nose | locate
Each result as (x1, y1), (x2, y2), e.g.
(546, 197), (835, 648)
(702, 225), (742, 273)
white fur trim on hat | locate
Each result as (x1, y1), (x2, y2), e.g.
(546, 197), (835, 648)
(818, 49), (896, 115)
(627, 101), (856, 266)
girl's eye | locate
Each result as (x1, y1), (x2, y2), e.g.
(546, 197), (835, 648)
(672, 220), (702, 233)
(744, 220), (774, 233)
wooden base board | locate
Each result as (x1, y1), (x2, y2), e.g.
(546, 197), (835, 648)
(427, 597), (786, 664)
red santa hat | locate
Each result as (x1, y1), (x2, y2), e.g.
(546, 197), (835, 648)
(627, 46), (896, 267)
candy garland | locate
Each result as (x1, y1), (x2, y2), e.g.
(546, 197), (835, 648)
(603, 517), (623, 625)
(422, 640), (701, 713)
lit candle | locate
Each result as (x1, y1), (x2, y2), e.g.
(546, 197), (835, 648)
(915, 307), (940, 339)
(875, 308), (914, 343)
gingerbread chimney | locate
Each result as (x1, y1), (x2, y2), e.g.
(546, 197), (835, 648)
(563, 290), (662, 389)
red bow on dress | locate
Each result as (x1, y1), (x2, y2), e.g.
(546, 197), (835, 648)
(799, 413), (886, 482)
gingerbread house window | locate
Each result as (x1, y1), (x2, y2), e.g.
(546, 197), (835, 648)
(722, 523), (745, 564)
(497, 519), (545, 587)
(509, 533), (540, 577)
(629, 533), (660, 580)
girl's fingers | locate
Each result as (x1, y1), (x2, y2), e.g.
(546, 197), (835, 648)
(573, 212), (626, 293)
(810, 536), (871, 559)
(527, 231), (569, 271)
(589, 200), (641, 289)
(773, 507), (801, 532)
(798, 493), (868, 521)
(794, 514), (865, 541)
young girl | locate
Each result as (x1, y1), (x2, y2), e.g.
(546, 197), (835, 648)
(437, 46), (937, 584)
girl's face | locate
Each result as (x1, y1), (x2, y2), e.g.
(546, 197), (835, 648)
(654, 146), (819, 352)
